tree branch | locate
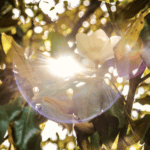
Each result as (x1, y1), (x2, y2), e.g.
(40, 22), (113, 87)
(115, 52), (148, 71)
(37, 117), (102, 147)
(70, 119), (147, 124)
(117, 62), (146, 149)
(105, 3), (121, 36)
(140, 73), (150, 83)
(66, 0), (101, 41)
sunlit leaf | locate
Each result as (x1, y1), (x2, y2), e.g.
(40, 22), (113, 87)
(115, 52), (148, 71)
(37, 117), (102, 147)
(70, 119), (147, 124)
(125, 115), (150, 146)
(1, 33), (35, 84)
(114, 13), (144, 76)
(0, 26), (14, 33)
(99, 0), (117, 3)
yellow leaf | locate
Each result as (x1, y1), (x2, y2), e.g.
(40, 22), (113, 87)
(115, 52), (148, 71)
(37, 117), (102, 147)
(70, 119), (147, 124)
(1, 33), (35, 85)
(99, 0), (117, 3)
(1, 33), (13, 54)
(113, 13), (144, 76)
(114, 13), (145, 60)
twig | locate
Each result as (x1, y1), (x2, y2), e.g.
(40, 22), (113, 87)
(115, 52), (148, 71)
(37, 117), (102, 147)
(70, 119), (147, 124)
(29, 2), (35, 53)
(105, 3), (121, 36)
(66, 0), (101, 41)
(140, 73), (150, 83)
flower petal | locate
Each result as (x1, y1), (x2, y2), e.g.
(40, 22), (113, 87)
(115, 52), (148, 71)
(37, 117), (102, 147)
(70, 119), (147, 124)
(90, 29), (109, 42)
(100, 39), (114, 62)
(116, 52), (142, 77)
(76, 33), (91, 58)
(110, 36), (121, 48)
(88, 29), (110, 62)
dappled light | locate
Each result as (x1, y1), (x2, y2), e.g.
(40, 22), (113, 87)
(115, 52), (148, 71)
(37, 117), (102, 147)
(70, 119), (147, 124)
(0, 0), (150, 149)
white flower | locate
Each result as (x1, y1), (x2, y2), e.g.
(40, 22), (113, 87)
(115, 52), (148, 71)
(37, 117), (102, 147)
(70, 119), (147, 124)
(76, 29), (121, 63)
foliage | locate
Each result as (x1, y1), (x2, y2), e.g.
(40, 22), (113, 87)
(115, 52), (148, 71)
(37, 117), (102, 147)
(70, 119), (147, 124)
(0, 0), (150, 150)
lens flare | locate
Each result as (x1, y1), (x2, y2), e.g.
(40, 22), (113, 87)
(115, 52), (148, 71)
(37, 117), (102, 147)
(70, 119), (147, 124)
(13, 50), (120, 124)
(48, 56), (82, 78)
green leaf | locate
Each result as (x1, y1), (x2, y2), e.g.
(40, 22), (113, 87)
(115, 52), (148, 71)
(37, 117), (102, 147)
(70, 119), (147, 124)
(12, 106), (42, 150)
(90, 96), (125, 149)
(3, 98), (23, 121)
(140, 13), (150, 44)
(48, 31), (71, 58)
(90, 132), (100, 150)
(0, 105), (9, 144)
(92, 114), (119, 149)
(141, 123), (150, 146)
(106, 95), (126, 128)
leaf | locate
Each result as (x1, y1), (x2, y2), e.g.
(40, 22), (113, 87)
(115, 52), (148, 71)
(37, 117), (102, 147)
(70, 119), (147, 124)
(106, 95), (126, 128)
(90, 96), (125, 148)
(91, 114), (119, 149)
(74, 122), (93, 150)
(125, 115), (150, 146)
(41, 97), (74, 123)
(114, 14), (144, 59)
(99, 0), (117, 3)
(1, 33), (35, 85)
(48, 31), (71, 58)
(12, 106), (42, 150)
(140, 13), (150, 44)
(114, 13), (144, 76)
(0, 105), (9, 144)
(121, 0), (150, 19)
(3, 97), (24, 121)
(0, 11), (18, 28)
(73, 79), (119, 122)
(141, 123), (150, 147)
(90, 132), (100, 150)
(135, 95), (150, 105)
(54, 0), (59, 5)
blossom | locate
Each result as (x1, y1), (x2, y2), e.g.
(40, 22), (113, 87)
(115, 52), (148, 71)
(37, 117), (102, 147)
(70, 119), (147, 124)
(76, 29), (121, 64)
(76, 29), (144, 77)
